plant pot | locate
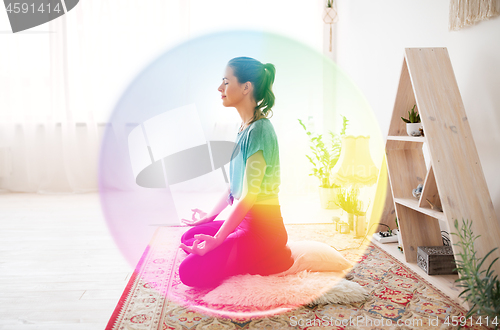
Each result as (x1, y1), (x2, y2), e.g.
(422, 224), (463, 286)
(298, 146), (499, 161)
(319, 186), (341, 209)
(354, 214), (366, 238)
(347, 213), (354, 231)
(406, 123), (423, 136)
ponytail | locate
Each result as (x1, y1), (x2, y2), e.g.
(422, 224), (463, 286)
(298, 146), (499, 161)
(255, 63), (276, 116)
(227, 57), (276, 123)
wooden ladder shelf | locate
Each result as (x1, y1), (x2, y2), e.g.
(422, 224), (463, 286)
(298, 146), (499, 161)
(385, 48), (500, 277)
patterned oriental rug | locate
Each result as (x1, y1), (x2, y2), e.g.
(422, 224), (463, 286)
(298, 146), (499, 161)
(106, 224), (490, 330)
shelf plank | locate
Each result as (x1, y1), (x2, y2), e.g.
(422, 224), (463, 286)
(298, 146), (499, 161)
(394, 197), (446, 221)
(386, 135), (425, 151)
(387, 136), (426, 143)
(386, 139), (424, 150)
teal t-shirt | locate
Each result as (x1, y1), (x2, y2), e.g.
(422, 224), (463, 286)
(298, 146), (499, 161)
(228, 118), (280, 203)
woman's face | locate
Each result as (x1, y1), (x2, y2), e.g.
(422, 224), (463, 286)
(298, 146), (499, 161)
(218, 66), (247, 108)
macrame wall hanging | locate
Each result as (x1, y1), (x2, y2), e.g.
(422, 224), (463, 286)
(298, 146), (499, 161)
(323, 0), (339, 52)
(449, 0), (500, 30)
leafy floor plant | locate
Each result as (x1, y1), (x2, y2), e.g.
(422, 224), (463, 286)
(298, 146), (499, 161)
(336, 187), (362, 215)
(453, 218), (500, 329)
(298, 115), (348, 188)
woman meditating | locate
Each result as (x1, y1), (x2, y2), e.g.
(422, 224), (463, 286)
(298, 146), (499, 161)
(179, 57), (294, 288)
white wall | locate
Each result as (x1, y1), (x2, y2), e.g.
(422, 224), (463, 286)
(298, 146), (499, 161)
(335, 0), (500, 219)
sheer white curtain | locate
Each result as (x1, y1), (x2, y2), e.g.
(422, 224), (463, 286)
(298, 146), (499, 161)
(0, 0), (323, 193)
(0, 0), (188, 192)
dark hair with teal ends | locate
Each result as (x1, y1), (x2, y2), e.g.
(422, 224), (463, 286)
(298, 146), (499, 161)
(227, 57), (276, 121)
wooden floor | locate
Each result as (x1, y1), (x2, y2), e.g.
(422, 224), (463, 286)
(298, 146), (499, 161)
(0, 191), (345, 330)
(0, 192), (466, 329)
(0, 193), (132, 330)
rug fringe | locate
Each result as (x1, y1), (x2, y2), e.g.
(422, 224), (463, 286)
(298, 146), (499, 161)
(105, 245), (151, 330)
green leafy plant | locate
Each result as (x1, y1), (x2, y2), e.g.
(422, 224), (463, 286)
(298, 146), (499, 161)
(453, 219), (500, 329)
(401, 104), (421, 123)
(298, 115), (348, 188)
(326, 0), (333, 8)
(336, 187), (363, 215)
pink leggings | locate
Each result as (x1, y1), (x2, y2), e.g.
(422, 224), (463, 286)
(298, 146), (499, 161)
(179, 205), (293, 288)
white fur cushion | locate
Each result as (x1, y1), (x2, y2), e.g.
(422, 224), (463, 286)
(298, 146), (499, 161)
(278, 241), (353, 275)
(202, 271), (368, 307)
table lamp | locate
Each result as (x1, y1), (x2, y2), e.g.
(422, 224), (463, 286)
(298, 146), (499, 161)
(332, 135), (378, 186)
(332, 135), (378, 237)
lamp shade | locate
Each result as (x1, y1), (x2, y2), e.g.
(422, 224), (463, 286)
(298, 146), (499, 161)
(332, 135), (378, 186)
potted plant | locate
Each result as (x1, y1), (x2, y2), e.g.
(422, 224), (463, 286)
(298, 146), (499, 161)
(452, 219), (500, 329)
(401, 104), (422, 136)
(353, 199), (372, 238)
(298, 115), (348, 209)
(336, 187), (361, 231)
(353, 207), (366, 239)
